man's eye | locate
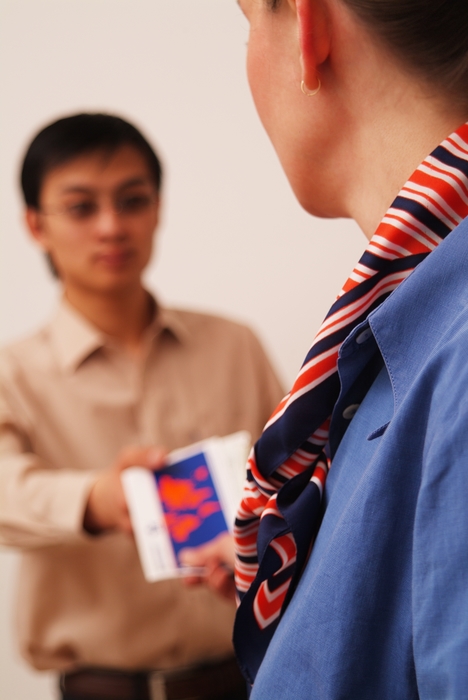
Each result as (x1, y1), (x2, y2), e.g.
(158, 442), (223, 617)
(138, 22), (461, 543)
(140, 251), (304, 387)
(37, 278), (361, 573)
(118, 194), (153, 213)
(66, 202), (97, 219)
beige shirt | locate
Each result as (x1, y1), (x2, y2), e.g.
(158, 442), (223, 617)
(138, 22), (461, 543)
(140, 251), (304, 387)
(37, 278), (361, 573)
(0, 299), (283, 672)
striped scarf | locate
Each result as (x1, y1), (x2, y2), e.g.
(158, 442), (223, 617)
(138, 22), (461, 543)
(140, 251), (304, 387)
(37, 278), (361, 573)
(233, 123), (468, 683)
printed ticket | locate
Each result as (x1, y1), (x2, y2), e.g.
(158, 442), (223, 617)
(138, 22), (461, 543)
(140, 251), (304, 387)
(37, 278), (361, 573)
(121, 431), (250, 581)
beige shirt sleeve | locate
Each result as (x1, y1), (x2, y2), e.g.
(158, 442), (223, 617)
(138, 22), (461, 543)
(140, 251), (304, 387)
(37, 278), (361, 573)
(0, 361), (97, 548)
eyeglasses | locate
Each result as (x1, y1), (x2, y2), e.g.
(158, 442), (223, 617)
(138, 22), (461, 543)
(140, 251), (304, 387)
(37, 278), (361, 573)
(40, 192), (158, 223)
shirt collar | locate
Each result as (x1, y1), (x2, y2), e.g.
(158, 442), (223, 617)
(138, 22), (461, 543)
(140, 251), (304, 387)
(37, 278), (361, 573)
(368, 215), (468, 410)
(149, 303), (191, 345)
(50, 295), (190, 373)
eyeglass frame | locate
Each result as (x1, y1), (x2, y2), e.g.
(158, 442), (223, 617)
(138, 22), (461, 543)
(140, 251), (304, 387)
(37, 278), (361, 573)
(38, 190), (159, 225)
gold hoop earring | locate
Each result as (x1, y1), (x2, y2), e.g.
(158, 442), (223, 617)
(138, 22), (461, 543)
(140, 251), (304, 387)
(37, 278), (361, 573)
(301, 78), (321, 96)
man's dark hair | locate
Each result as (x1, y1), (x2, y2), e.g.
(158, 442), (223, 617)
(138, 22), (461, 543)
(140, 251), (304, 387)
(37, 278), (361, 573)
(20, 113), (163, 208)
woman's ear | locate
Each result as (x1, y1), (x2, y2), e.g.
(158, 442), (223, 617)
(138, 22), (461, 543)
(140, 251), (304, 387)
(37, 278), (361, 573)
(293, 0), (331, 91)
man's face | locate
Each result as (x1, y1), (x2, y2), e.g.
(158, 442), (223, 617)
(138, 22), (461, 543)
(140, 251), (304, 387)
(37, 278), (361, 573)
(27, 145), (160, 297)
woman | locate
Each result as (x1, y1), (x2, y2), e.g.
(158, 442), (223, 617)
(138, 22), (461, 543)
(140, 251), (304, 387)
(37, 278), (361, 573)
(228, 0), (468, 698)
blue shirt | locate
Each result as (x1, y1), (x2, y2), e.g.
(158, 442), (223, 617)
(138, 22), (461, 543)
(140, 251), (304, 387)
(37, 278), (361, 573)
(251, 217), (468, 699)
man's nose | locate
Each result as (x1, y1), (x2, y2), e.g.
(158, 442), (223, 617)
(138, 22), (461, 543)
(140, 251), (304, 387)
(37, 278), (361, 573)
(94, 204), (126, 238)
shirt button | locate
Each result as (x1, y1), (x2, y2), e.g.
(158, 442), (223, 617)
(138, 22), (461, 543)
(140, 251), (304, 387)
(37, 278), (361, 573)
(355, 328), (373, 344)
(342, 404), (360, 420)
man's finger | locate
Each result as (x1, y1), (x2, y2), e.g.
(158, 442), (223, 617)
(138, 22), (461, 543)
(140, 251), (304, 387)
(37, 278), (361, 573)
(115, 446), (167, 472)
(143, 447), (167, 470)
(119, 513), (134, 535)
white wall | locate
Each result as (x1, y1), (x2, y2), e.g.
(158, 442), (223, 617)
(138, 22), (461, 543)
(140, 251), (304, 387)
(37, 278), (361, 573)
(0, 2), (365, 698)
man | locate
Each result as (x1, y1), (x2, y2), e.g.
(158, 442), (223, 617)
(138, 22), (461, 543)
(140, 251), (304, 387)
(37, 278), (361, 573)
(0, 113), (283, 700)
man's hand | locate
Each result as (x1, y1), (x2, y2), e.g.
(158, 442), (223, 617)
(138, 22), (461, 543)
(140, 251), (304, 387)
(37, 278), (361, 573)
(179, 532), (236, 601)
(83, 446), (166, 535)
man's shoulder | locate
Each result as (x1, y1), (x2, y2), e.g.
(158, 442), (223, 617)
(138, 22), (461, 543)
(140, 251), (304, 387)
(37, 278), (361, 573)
(163, 306), (273, 371)
(165, 307), (258, 342)
(0, 324), (52, 375)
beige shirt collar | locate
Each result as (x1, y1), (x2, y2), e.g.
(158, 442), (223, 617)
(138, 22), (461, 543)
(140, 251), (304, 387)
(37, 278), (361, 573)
(50, 296), (190, 374)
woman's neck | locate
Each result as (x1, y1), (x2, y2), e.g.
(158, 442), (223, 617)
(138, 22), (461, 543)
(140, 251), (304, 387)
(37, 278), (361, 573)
(337, 27), (468, 240)
(346, 106), (467, 241)
(308, 2), (468, 240)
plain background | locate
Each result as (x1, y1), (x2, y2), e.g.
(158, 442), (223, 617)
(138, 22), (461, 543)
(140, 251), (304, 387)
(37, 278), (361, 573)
(0, 1), (364, 698)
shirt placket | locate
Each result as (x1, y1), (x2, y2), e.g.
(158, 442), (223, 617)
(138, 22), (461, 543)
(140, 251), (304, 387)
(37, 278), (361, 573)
(329, 323), (383, 458)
